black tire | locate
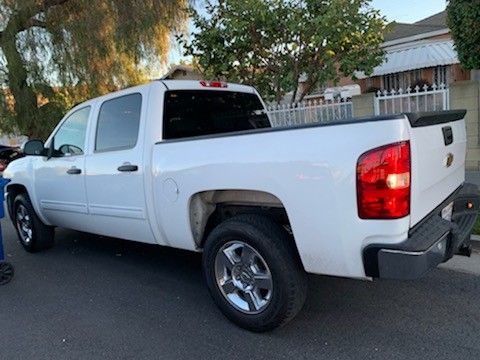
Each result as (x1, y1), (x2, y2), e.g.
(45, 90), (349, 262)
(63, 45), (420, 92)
(13, 193), (54, 252)
(0, 262), (14, 285)
(202, 214), (307, 332)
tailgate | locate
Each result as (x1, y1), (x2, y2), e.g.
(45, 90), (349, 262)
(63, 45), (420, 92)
(409, 110), (467, 226)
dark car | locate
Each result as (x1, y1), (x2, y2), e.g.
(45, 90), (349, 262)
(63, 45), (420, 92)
(0, 146), (23, 174)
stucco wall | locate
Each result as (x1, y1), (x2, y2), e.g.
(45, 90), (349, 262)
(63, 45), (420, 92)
(450, 80), (480, 170)
(352, 93), (375, 117)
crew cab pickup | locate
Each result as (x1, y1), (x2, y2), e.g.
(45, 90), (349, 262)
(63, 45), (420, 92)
(4, 80), (479, 331)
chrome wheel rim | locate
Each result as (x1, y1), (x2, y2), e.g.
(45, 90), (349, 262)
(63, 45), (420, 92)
(214, 241), (273, 314)
(16, 204), (33, 245)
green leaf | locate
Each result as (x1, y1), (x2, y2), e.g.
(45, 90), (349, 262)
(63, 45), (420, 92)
(185, 0), (386, 103)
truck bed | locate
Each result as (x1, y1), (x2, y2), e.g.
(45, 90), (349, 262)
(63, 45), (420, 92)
(150, 111), (467, 279)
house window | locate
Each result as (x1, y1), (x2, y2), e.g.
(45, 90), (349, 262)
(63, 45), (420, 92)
(434, 65), (450, 86)
(366, 78), (373, 89)
(382, 73), (400, 92)
(382, 70), (423, 91)
(407, 69), (422, 88)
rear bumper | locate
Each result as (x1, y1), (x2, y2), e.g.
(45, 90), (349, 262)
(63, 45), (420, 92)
(363, 183), (480, 280)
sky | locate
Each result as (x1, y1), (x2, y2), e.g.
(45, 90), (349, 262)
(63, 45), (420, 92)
(370, 0), (447, 23)
(167, 0), (448, 68)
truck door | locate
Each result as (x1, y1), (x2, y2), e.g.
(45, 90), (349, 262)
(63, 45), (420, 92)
(34, 106), (90, 228)
(84, 92), (155, 243)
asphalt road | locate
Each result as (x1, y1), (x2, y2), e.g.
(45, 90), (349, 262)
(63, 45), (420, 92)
(0, 219), (479, 360)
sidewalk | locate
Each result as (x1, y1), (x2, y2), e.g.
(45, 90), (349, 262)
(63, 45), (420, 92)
(466, 172), (480, 244)
(466, 171), (480, 187)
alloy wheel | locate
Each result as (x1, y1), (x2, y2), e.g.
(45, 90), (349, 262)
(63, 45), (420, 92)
(214, 241), (273, 314)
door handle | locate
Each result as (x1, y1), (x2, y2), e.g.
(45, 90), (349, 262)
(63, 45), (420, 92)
(67, 167), (82, 175)
(117, 164), (138, 172)
(442, 126), (453, 146)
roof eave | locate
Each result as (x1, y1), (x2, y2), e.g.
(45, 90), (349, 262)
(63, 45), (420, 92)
(383, 28), (450, 48)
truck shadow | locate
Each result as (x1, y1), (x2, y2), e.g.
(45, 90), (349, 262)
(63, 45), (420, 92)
(3, 223), (479, 359)
(56, 227), (479, 328)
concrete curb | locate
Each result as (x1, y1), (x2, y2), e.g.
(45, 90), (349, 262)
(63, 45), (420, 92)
(471, 235), (480, 252)
(471, 234), (480, 243)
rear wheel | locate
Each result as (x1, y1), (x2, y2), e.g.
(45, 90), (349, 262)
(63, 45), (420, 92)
(202, 214), (307, 332)
(13, 193), (54, 252)
(215, 240), (274, 314)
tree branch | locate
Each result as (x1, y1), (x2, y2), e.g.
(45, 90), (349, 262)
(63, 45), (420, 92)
(15, 0), (71, 33)
(44, 0), (70, 8)
(24, 19), (47, 29)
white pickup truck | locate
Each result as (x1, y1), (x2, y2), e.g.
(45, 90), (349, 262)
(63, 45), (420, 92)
(4, 80), (479, 331)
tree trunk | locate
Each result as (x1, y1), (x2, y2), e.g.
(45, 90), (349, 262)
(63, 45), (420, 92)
(289, 59), (300, 105)
(1, 29), (39, 138)
(297, 80), (314, 103)
(0, 3), (59, 139)
(290, 73), (300, 105)
(274, 75), (282, 104)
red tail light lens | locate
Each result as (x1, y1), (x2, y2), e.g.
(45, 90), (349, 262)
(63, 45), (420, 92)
(199, 80), (228, 88)
(357, 141), (411, 219)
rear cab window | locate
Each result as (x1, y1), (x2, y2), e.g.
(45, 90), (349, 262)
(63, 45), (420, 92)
(163, 90), (270, 140)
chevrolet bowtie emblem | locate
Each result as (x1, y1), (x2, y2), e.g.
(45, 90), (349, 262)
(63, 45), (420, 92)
(445, 153), (454, 168)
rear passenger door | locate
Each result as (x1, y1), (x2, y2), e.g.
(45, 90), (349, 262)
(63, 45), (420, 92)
(84, 92), (155, 243)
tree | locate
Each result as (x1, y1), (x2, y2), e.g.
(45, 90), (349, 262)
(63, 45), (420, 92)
(183, 0), (386, 103)
(447, 0), (480, 70)
(0, 0), (189, 139)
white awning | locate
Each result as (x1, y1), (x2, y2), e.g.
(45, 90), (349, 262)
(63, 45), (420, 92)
(357, 40), (459, 78)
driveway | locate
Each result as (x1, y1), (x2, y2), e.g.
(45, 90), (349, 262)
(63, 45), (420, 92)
(0, 219), (479, 360)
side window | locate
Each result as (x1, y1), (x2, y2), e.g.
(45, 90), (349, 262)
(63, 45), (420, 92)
(95, 93), (142, 152)
(53, 106), (90, 156)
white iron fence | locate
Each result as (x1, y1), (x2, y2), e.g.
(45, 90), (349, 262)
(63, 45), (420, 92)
(374, 84), (449, 115)
(266, 98), (353, 127)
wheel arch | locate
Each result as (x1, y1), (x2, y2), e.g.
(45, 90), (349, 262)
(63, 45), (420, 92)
(188, 189), (298, 251)
(6, 183), (28, 220)
(5, 182), (50, 226)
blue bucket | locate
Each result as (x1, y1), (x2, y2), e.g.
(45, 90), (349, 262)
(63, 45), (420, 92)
(0, 177), (13, 285)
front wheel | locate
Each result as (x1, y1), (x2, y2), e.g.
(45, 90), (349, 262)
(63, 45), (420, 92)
(202, 214), (307, 332)
(13, 193), (54, 253)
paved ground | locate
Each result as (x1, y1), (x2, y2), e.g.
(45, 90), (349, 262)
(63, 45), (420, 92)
(1, 219), (480, 360)
(466, 171), (480, 187)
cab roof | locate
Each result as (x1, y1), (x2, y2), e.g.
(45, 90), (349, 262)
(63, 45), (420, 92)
(159, 80), (256, 94)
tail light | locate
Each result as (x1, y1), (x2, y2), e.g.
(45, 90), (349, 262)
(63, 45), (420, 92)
(357, 141), (410, 219)
(199, 80), (228, 88)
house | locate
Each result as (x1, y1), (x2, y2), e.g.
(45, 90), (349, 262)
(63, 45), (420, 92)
(294, 10), (471, 102)
(355, 11), (470, 93)
(292, 74), (360, 104)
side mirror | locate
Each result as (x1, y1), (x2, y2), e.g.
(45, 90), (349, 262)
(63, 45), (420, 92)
(22, 140), (46, 156)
